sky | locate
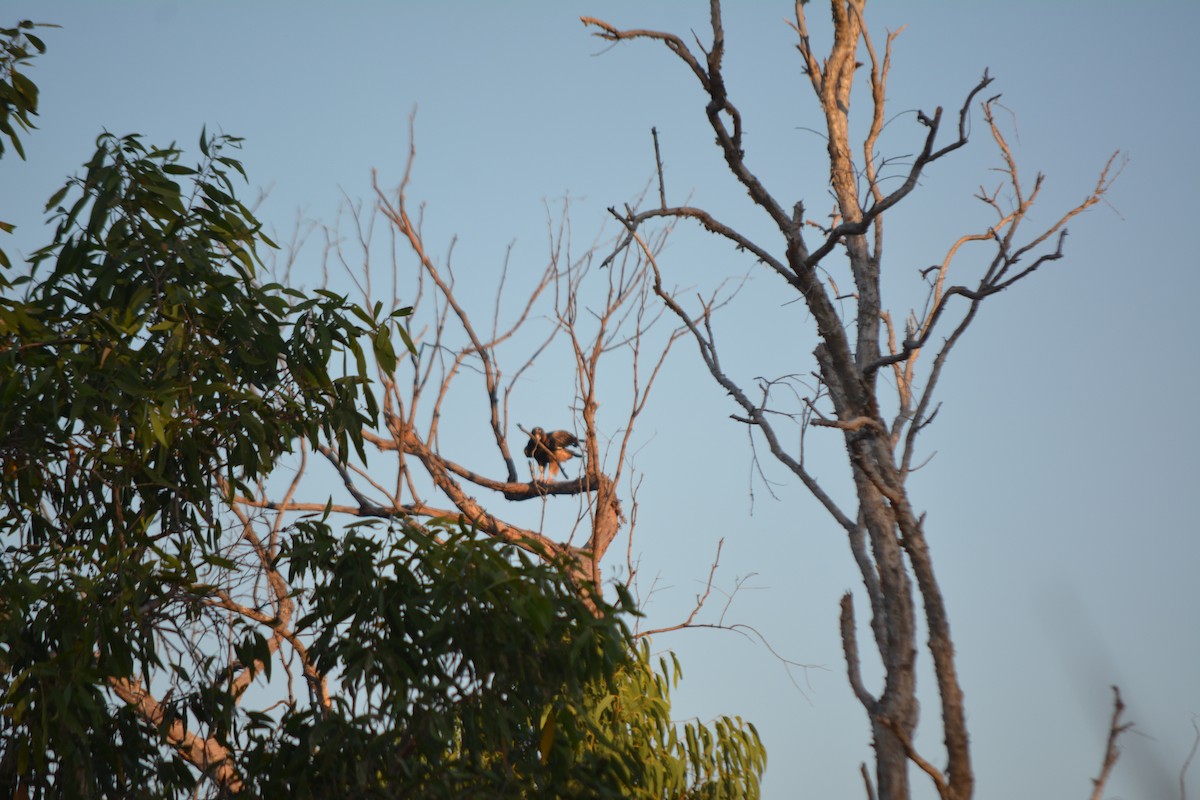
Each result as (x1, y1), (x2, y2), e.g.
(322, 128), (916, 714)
(3, 2), (1198, 798)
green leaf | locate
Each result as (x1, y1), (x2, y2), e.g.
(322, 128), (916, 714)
(43, 183), (68, 212)
(11, 70), (37, 105)
(372, 326), (397, 374)
(395, 323), (416, 356)
(199, 182), (233, 206)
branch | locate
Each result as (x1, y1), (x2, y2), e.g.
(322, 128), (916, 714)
(372, 150), (542, 479)
(581, 16), (711, 89)
(1181, 717), (1199, 800)
(895, 506), (972, 799)
(236, 494), (404, 519)
(625, 220), (855, 533)
(878, 714), (949, 799)
(636, 538), (724, 638)
(839, 593), (877, 711)
(651, 126), (667, 210)
(108, 677), (243, 793)
(606, 204), (791, 283)
(812, 415), (886, 434)
(804, 71), (995, 270)
(860, 762), (877, 800)
(583, 10), (793, 237)
(362, 426), (597, 501)
(1089, 686), (1133, 800)
(868, 143), (1121, 383)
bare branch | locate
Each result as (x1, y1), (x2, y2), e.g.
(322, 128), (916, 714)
(606, 204), (791, 281)
(803, 71), (995, 270)
(860, 762), (877, 800)
(839, 593), (876, 711)
(651, 126), (667, 211)
(625, 220), (856, 533)
(812, 415), (886, 434)
(878, 714), (949, 799)
(636, 539), (725, 638)
(1089, 686), (1134, 800)
(583, 12), (794, 238)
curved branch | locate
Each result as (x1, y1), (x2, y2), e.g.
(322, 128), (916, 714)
(108, 678), (243, 794)
(628, 223), (855, 533)
(607, 204), (793, 287)
(804, 71), (995, 270)
(583, 9), (793, 237)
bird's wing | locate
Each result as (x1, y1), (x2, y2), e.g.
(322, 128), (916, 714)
(547, 430), (579, 450)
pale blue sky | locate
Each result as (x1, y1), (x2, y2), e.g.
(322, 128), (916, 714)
(3, 2), (1197, 798)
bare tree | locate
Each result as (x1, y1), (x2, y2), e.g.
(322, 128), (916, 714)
(241, 128), (685, 595)
(583, 2), (1120, 799)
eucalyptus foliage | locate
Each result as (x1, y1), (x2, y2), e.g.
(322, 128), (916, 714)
(236, 520), (766, 799)
(0, 19), (48, 163)
(0, 124), (399, 795)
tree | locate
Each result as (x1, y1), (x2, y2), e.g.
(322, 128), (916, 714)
(0, 24), (765, 798)
(227, 119), (767, 794)
(582, 2), (1120, 799)
(240, 134), (684, 594)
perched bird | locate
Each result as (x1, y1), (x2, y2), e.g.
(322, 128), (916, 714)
(524, 427), (580, 481)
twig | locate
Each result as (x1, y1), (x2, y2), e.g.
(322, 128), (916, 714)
(636, 538), (724, 637)
(651, 126), (667, 211)
(1090, 686), (1134, 800)
(860, 762), (877, 800)
(1181, 717), (1200, 800)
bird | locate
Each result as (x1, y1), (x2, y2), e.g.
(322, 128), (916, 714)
(523, 427), (581, 481)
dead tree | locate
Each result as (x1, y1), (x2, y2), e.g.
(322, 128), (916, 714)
(242, 128), (684, 594)
(584, 2), (1119, 799)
